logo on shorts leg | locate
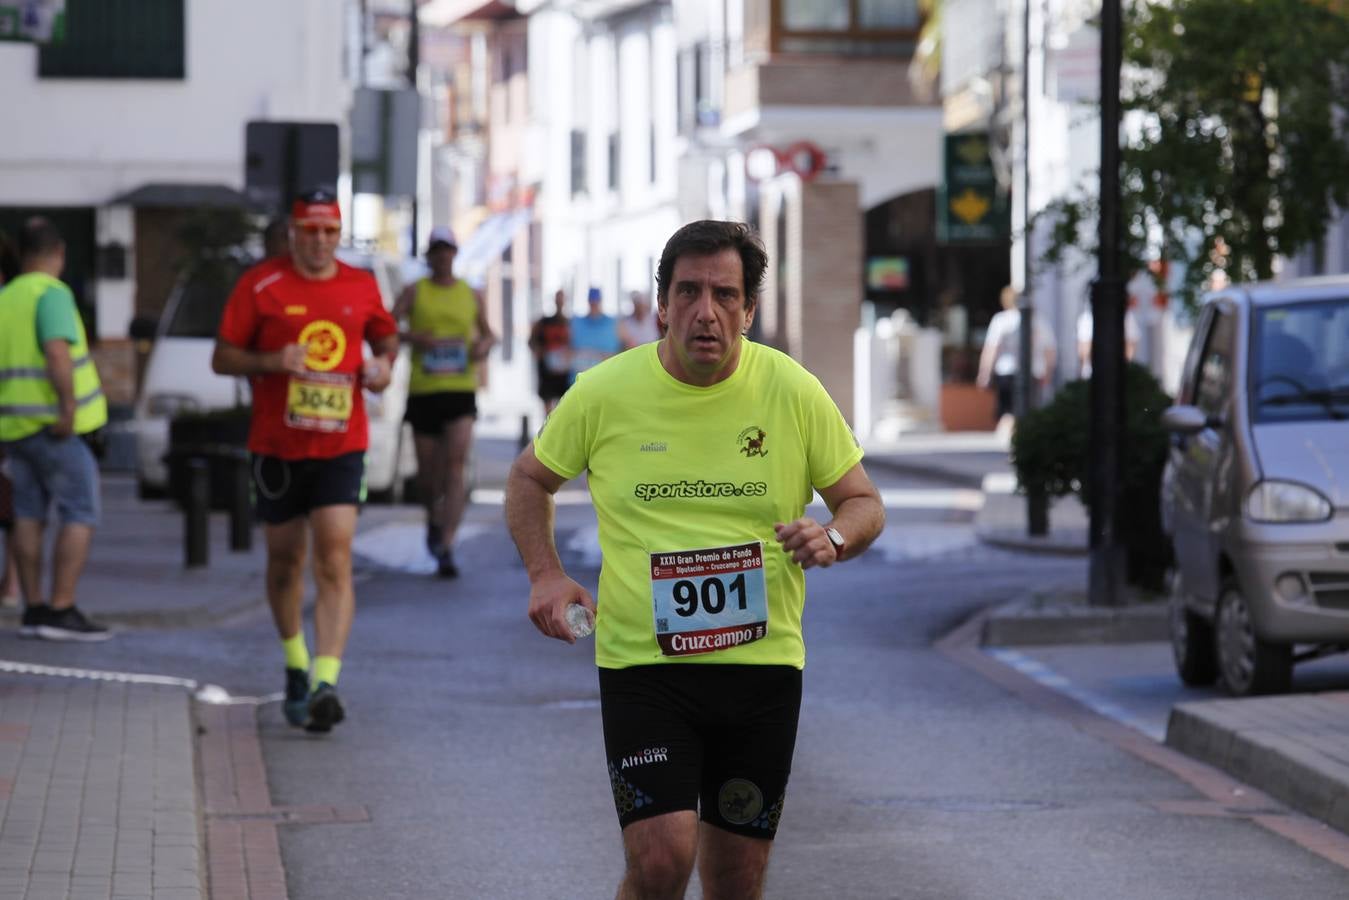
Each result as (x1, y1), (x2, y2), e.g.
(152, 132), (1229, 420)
(717, 778), (764, 825)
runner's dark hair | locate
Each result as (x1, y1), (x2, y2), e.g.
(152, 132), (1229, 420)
(655, 220), (767, 309)
(18, 216), (64, 263)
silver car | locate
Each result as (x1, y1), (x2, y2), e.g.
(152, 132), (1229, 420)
(1161, 276), (1349, 696)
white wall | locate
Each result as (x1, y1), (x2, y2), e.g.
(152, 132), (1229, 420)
(0, 0), (348, 205)
(527, 4), (680, 315)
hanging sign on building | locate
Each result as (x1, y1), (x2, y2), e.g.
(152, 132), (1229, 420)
(937, 132), (1010, 244)
(744, 141), (829, 183)
(0, 0), (63, 43)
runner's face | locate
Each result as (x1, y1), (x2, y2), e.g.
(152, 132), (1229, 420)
(658, 249), (755, 386)
(428, 245), (456, 278)
(291, 221), (340, 275)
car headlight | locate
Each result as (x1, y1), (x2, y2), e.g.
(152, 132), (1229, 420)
(1246, 480), (1333, 523)
(145, 393), (200, 418)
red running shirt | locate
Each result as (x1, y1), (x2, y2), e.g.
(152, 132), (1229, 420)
(218, 260), (397, 460)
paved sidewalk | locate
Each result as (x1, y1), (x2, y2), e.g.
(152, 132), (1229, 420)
(1167, 692), (1349, 837)
(0, 676), (200, 900)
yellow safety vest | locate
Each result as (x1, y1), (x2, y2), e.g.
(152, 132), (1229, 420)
(407, 278), (479, 395)
(0, 272), (108, 441)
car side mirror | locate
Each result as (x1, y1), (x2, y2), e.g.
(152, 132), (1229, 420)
(129, 314), (159, 342)
(1161, 404), (1216, 435)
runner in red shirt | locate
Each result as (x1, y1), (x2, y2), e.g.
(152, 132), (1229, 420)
(212, 188), (398, 734)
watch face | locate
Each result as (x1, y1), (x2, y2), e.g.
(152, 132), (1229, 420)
(826, 527), (844, 550)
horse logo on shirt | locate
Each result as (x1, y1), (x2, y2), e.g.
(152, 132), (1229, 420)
(737, 426), (768, 458)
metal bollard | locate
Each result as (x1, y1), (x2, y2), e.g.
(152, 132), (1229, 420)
(228, 453), (252, 552)
(185, 457), (210, 568)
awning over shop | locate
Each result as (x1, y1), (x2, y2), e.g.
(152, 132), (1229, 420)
(107, 183), (253, 209)
(454, 207), (531, 289)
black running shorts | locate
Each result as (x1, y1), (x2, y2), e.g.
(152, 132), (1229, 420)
(599, 664), (802, 839)
(404, 391), (477, 436)
(251, 451), (365, 525)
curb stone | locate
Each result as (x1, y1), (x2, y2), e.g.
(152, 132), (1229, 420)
(1166, 694), (1349, 836)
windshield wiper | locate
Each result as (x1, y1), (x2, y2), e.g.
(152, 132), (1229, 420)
(1259, 382), (1349, 420)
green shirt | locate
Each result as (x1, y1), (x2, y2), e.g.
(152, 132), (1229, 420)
(34, 284), (80, 346)
(534, 339), (863, 670)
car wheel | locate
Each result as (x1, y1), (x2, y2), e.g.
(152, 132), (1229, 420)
(1214, 577), (1292, 697)
(1168, 570), (1217, 686)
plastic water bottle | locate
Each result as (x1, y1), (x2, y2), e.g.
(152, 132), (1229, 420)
(565, 603), (594, 639)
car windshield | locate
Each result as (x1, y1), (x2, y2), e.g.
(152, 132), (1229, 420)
(163, 257), (249, 338)
(1250, 297), (1349, 423)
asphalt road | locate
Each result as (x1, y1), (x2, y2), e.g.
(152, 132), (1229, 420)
(3, 466), (1349, 898)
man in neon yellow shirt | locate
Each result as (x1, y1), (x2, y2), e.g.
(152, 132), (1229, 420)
(0, 218), (110, 641)
(505, 220), (885, 899)
(395, 227), (496, 577)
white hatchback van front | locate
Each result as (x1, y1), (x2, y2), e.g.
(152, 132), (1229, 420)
(133, 248), (415, 498)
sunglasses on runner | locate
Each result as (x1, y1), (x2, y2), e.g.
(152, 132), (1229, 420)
(297, 224), (341, 238)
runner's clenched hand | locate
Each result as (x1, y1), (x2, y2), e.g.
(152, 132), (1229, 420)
(774, 517), (837, 570)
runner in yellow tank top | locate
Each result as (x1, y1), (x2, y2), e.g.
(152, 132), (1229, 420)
(393, 227), (497, 577)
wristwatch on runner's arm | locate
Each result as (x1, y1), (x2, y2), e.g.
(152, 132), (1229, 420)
(824, 526), (846, 558)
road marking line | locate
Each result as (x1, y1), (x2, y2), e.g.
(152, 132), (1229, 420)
(986, 648), (1166, 741)
(0, 658), (277, 705)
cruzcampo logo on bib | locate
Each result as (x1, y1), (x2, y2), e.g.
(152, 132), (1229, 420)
(650, 541), (768, 656)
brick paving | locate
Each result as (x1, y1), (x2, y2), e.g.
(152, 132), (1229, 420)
(0, 677), (201, 900)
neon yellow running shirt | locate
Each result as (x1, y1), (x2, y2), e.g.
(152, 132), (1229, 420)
(533, 339), (863, 670)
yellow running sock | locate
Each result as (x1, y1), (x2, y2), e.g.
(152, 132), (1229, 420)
(312, 656), (342, 688)
(282, 634), (310, 672)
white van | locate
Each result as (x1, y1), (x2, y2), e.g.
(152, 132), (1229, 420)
(132, 248), (416, 499)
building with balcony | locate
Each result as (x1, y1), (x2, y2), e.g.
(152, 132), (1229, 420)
(676, 0), (944, 427)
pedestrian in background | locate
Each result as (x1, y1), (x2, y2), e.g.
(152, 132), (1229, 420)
(506, 219), (885, 900)
(1077, 301), (1141, 378)
(394, 226), (496, 578)
(619, 289), (661, 350)
(211, 189), (399, 734)
(976, 285), (1057, 435)
(528, 288), (571, 416)
(262, 216), (291, 262)
(568, 286), (621, 382)
(0, 217), (111, 640)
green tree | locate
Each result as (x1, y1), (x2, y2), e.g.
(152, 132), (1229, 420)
(1043, 0), (1349, 310)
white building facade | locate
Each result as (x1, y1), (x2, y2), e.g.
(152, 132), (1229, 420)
(0, 0), (353, 402)
(520, 0), (682, 316)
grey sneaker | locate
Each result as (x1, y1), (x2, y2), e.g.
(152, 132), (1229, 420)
(36, 606), (112, 642)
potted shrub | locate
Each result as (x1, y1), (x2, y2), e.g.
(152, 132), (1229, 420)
(1010, 362), (1174, 591)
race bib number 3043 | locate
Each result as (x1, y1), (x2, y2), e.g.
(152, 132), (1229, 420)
(650, 541), (768, 657)
(286, 371), (354, 432)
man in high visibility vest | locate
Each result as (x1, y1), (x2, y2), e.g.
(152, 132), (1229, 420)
(0, 217), (111, 641)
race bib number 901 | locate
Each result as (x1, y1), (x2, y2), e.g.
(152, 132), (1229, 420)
(650, 541), (768, 657)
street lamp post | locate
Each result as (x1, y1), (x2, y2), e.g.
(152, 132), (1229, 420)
(1018, 0), (1048, 537)
(1088, 0), (1127, 605)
